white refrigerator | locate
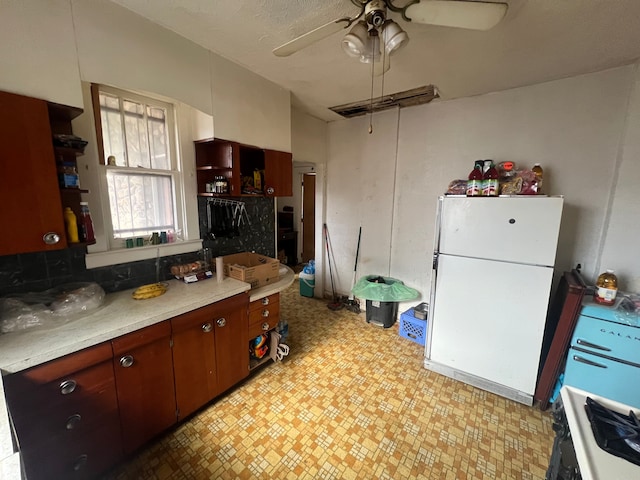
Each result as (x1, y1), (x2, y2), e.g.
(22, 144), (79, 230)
(424, 195), (564, 405)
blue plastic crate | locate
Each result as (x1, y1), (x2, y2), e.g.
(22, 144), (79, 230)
(399, 308), (427, 346)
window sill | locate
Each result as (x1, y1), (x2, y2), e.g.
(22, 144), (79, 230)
(84, 240), (203, 269)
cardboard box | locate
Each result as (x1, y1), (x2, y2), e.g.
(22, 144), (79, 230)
(222, 252), (280, 289)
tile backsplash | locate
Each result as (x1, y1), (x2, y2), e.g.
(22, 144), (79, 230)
(0, 197), (276, 297)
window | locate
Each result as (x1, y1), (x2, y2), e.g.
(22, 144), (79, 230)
(96, 86), (184, 246)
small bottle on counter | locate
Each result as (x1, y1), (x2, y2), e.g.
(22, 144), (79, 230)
(594, 269), (618, 306)
(79, 202), (95, 243)
(482, 161), (499, 197)
(64, 207), (79, 243)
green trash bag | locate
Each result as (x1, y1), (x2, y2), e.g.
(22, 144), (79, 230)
(351, 275), (420, 302)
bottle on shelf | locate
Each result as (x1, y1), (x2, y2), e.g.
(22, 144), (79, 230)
(482, 161), (499, 197)
(64, 207), (79, 243)
(594, 269), (618, 306)
(532, 163), (544, 194)
(79, 202), (95, 243)
(466, 161), (484, 197)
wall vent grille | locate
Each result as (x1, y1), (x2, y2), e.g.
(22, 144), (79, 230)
(329, 85), (439, 118)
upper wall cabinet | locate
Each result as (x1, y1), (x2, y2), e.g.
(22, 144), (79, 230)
(0, 91), (68, 255)
(195, 138), (293, 197)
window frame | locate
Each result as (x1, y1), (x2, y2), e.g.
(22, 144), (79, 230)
(92, 84), (186, 251)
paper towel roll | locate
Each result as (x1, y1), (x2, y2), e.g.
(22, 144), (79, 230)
(216, 257), (224, 283)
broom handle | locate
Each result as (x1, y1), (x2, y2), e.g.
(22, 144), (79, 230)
(348, 226), (362, 301)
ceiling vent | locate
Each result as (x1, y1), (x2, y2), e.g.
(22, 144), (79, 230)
(329, 84), (439, 118)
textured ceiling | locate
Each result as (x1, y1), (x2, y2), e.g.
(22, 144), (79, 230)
(109, 0), (640, 121)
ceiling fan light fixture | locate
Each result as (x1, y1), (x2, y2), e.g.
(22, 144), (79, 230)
(359, 28), (381, 64)
(342, 20), (369, 58)
(381, 19), (409, 54)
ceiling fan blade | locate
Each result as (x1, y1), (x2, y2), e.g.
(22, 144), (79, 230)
(273, 19), (349, 57)
(405, 1), (508, 31)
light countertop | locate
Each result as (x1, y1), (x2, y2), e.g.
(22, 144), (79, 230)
(0, 265), (294, 478)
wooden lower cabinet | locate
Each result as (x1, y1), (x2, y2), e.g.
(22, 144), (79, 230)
(111, 321), (177, 455)
(172, 293), (249, 419)
(4, 342), (122, 480)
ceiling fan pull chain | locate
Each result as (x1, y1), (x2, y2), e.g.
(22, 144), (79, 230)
(368, 28), (376, 134)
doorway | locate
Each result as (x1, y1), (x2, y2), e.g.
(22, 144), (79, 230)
(301, 173), (316, 263)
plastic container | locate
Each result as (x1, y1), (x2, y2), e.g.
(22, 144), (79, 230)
(79, 202), (95, 243)
(399, 308), (427, 345)
(64, 207), (79, 243)
(466, 161), (484, 197)
(482, 161), (499, 197)
(594, 269), (618, 306)
(532, 163), (544, 194)
(299, 271), (315, 297)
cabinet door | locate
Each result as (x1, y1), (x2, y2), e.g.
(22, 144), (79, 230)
(112, 322), (176, 454)
(264, 149), (293, 197)
(0, 91), (67, 254)
(171, 306), (218, 420)
(213, 293), (250, 396)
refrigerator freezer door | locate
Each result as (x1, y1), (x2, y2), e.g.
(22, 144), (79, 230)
(438, 196), (563, 266)
(428, 254), (554, 395)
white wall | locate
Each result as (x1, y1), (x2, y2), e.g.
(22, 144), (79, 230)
(323, 65), (639, 304)
(0, 0), (291, 150)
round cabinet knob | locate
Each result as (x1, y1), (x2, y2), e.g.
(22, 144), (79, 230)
(66, 414), (82, 430)
(73, 454), (88, 472)
(216, 317), (226, 327)
(266, 186), (275, 195)
(261, 297), (270, 305)
(261, 322), (270, 331)
(508, 218), (516, 224)
(43, 232), (61, 245)
(262, 309), (270, 317)
(202, 322), (213, 333)
(120, 355), (134, 368)
(59, 380), (77, 395)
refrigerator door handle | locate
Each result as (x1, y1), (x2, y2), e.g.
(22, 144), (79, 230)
(432, 253), (439, 270)
(573, 355), (608, 369)
(576, 338), (611, 352)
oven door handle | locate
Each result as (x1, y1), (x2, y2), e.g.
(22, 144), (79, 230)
(573, 355), (608, 369)
(576, 338), (611, 352)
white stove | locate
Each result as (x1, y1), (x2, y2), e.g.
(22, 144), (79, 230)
(556, 386), (640, 480)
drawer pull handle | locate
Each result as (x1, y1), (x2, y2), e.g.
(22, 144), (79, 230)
(577, 338), (611, 351)
(262, 309), (270, 317)
(573, 355), (607, 368)
(262, 322), (270, 331)
(202, 322), (213, 333)
(120, 355), (134, 368)
(262, 297), (270, 305)
(66, 414), (82, 430)
(59, 380), (77, 395)
(43, 232), (61, 245)
(73, 454), (88, 471)
(216, 317), (226, 327)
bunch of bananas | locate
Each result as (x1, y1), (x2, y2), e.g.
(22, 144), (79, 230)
(132, 283), (168, 300)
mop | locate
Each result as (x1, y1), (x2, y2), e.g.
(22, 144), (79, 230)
(344, 226), (362, 313)
(323, 224), (343, 310)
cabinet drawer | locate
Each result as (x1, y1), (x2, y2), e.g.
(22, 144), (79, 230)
(564, 348), (640, 409)
(571, 314), (640, 365)
(249, 293), (279, 311)
(7, 360), (119, 447)
(249, 303), (279, 335)
(21, 420), (123, 480)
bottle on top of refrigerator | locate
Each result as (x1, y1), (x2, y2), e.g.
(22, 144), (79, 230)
(532, 163), (544, 194)
(594, 269), (618, 306)
(482, 161), (499, 197)
(466, 161), (484, 197)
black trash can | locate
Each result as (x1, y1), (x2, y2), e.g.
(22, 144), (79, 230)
(365, 299), (399, 328)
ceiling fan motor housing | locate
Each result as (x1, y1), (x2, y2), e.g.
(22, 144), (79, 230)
(365, 0), (387, 28)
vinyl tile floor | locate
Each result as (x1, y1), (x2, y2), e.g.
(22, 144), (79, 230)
(103, 282), (554, 479)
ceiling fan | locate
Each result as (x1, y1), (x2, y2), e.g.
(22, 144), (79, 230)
(273, 0), (508, 72)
